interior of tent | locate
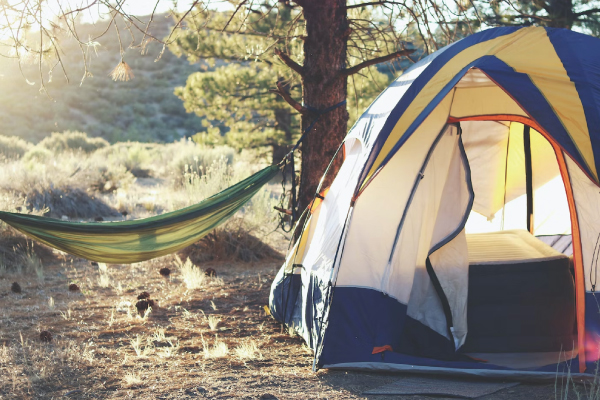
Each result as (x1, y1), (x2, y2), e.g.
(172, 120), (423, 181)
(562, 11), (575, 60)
(458, 120), (575, 368)
(325, 66), (598, 372)
(410, 68), (578, 368)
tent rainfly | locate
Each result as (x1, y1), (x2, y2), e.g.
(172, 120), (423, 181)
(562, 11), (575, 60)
(269, 26), (600, 378)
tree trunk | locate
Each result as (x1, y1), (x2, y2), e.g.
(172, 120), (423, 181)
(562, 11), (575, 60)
(546, 0), (575, 29)
(298, 0), (349, 213)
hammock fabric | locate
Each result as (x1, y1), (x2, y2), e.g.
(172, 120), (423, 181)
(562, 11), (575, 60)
(0, 165), (280, 264)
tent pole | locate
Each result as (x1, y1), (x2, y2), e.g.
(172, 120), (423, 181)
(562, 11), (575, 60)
(523, 124), (534, 233)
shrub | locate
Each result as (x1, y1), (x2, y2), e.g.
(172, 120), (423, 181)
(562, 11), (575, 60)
(25, 187), (121, 219)
(0, 135), (32, 160)
(0, 233), (54, 274)
(166, 139), (235, 183)
(83, 163), (136, 193)
(96, 142), (156, 176)
(38, 131), (109, 153)
(22, 147), (53, 164)
(177, 218), (282, 263)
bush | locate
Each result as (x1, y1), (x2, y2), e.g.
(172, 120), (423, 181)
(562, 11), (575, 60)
(96, 142), (157, 176)
(0, 135), (33, 160)
(38, 131), (109, 153)
(177, 219), (282, 263)
(166, 140), (235, 184)
(25, 187), (120, 219)
(22, 147), (53, 164)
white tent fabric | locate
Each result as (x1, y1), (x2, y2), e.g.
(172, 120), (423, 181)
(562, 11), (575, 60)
(407, 128), (472, 348)
(336, 93), (455, 299)
(567, 155), (600, 291)
(461, 121), (510, 219)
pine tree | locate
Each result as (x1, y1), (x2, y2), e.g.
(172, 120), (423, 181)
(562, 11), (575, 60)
(170, 7), (391, 165)
(475, 0), (600, 33)
(169, 1), (461, 214)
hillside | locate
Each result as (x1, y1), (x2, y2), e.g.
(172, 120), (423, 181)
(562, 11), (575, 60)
(0, 14), (204, 143)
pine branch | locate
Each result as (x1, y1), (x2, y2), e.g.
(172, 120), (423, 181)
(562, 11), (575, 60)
(347, 2), (387, 9)
(274, 48), (304, 76)
(340, 49), (415, 77)
(222, 0), (249, 32)
(574, 8), (600, 17)
(347, 1), (407, 9)
(270, 81), (310, 115)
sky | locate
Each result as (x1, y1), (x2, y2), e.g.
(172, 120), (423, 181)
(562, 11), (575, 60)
(112, 0), (197, 17)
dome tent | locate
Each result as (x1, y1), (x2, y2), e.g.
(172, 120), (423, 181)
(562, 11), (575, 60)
(269, 26), (600, 378)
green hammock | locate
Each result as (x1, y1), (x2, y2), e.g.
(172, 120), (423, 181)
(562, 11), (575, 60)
(0, 165), (280, 264)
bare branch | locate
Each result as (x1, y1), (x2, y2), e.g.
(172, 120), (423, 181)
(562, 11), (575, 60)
(270, 80), (309, 115)
(222, 0), (249, 32)
(574, 8), (600, 18)
(340, 49), (415, 77)
(347, 2), (387, 9)
(274, 48), (304, 76)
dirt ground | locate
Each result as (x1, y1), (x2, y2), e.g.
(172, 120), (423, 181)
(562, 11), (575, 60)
(0, 252), (584, 399)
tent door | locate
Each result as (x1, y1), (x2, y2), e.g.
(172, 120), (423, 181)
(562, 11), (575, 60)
(401, 123), (475, 356)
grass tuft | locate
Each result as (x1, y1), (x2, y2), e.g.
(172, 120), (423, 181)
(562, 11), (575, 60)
(207, 315), (221, 331)
(234, 340), (261, 361)
(122, 372), (143, 386)
(176, 256), (206, 290)
(202, 337), (229, 359)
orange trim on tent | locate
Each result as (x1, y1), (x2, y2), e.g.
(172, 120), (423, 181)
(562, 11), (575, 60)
(311, 187), (331, 213)
(372, 345), (393, 354)
(451, 114), (587, 372)
(555, 147), (587, 373)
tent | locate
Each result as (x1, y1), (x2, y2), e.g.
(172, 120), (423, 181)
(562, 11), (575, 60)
(269, 26), (600, 378)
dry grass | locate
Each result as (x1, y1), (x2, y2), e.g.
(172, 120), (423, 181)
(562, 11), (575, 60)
(207, 314), (221, 331)
(96, 263), (112, 288)
(176, 256), (206, 289)
(122, 371), (143, 386)
(235, 340), (262, 360)
(202, 335), (229, 359)
(0, 254), (332, 399)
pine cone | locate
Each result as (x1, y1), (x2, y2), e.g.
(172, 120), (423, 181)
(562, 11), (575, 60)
(40, 331), (53, 343)
(137, 291), (150, 300)
(136, 300), (150, 314)
(11, 282), (21, 294)
(205, 268), (217, 278)
(159, 267), (171, 278)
